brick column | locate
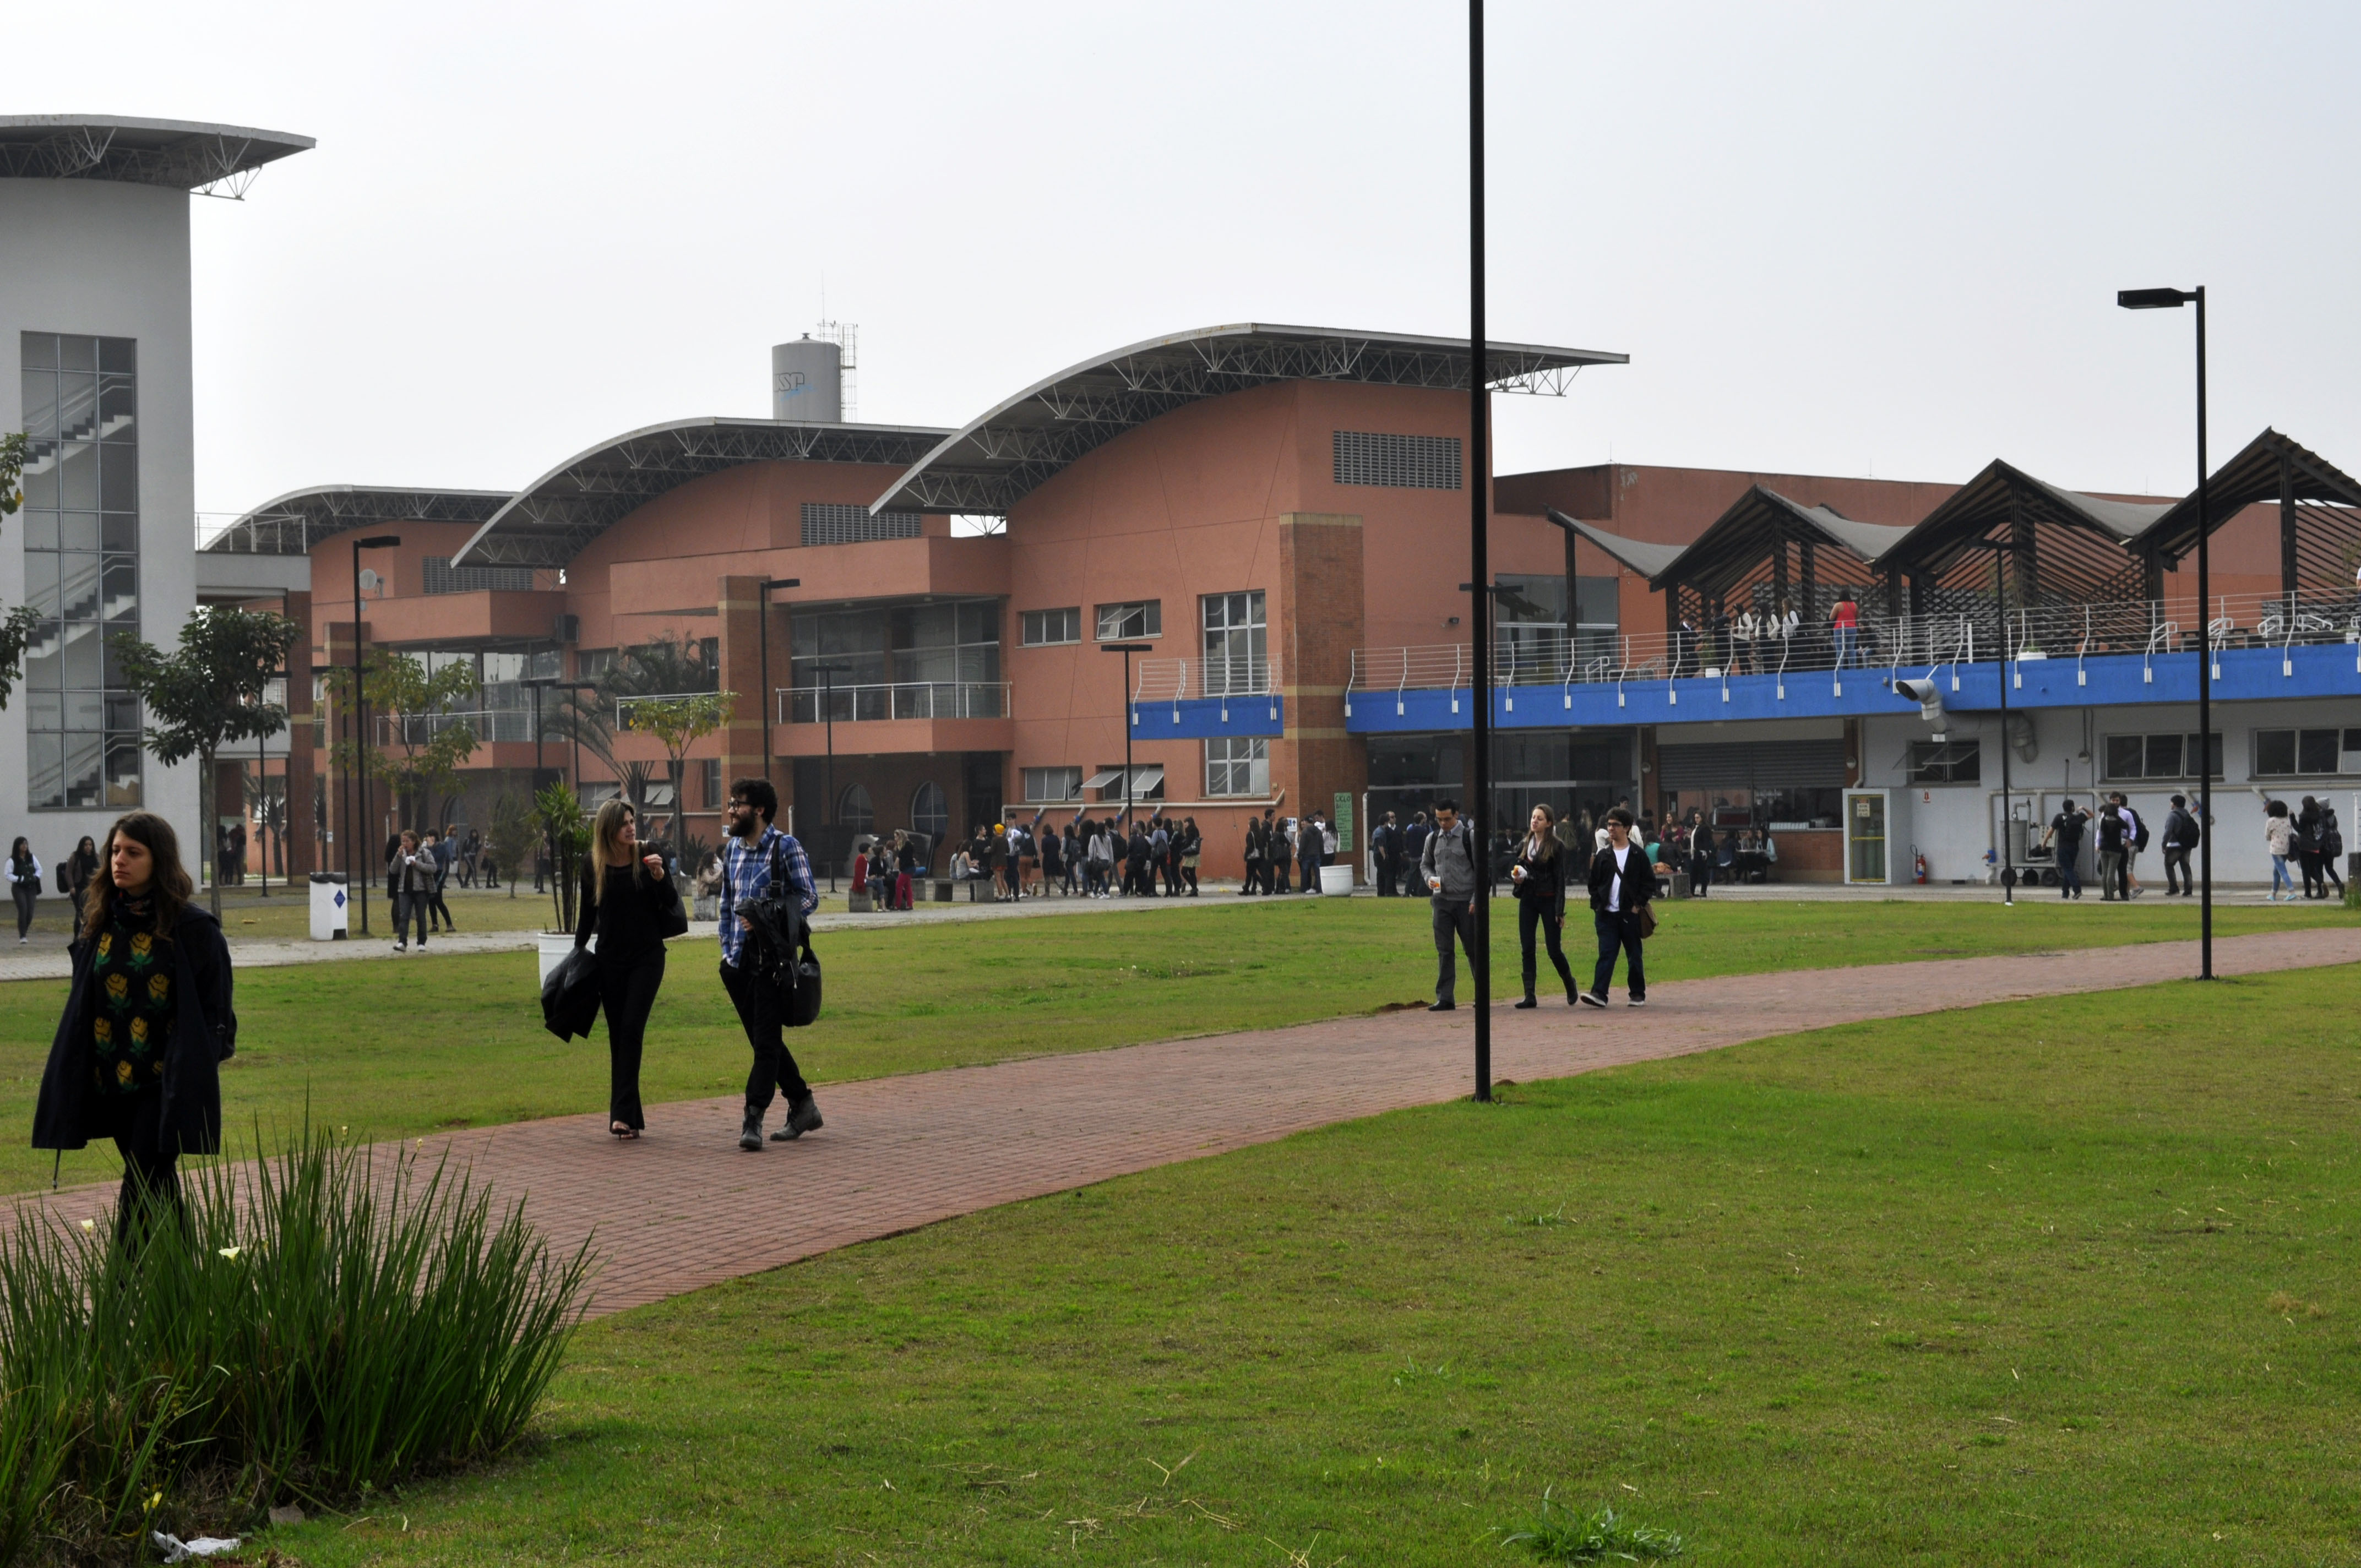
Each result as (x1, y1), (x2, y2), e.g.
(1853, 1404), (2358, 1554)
(715, 575), (785, 810)
(1271, 512), (1368, 882)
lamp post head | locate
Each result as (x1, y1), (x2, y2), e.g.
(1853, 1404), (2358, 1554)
(760, 577), (801, 591)
(1101, 642), (1154, 654)
(2117, 287), (2194, 311)
(356, 535), (402, 549)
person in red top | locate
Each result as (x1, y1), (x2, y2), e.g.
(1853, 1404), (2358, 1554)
(1831, 590), (1860, 669)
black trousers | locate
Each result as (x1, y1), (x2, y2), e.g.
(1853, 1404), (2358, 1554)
(12, 884), (34, 939)
(428, 880), (455, 929)
(94, 1089), (179, 1243)
(1690, 855), (1713, 896)
(1519, 897), (1576, 997)
(722, 958), (810, 1112)
(599, 952), (664, 1130)
(1432, 897), (1478, 1004)
(395, 888), (428, 943)
(2299, 850), (2325, 897)
(2161, 846), (2191, 894)
(1592, 908), (1646, 999)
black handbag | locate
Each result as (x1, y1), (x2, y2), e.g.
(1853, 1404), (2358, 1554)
(782, 933), (822, 1028)
(656, 881), (689, 939)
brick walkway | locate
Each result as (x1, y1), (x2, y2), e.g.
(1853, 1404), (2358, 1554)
(13, 927), (2359, 1316)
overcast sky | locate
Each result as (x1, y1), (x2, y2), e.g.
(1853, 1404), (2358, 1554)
(20, 0), (2359, 521)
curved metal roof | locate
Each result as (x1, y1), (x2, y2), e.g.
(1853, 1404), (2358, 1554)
(451, 417), (951, 568)
(1651, 486), (1912, 598)
(869, 323), (1628, 516)
(0, 115), (312, 194)
(202, 485), (513, 557)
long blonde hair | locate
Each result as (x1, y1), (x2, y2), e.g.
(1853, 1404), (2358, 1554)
(585, 798), (647, 905)
(1524, 802), (1560, 862)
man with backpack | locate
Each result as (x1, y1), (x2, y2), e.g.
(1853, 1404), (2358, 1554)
(1420, 798), (1481, 1011)
(719, 777), (822, 1151)
(2041, 799), (2088, 901)
(2161, 793), (2200, 897)
(2110, 792), (2149, 897)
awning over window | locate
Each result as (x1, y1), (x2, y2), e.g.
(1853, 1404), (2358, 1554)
(1128, 766), (1166, 794)
(1082, 769), (1127, 791)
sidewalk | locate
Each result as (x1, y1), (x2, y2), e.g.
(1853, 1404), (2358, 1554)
(11, 925), (2357, 1319)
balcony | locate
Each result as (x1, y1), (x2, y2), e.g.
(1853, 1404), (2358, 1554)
(773, 680), (1013, 756)
(1346, 590), (2361, 731)
(1124, 656), (1286, 740)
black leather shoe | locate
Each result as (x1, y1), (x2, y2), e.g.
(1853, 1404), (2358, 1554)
(1428, 1000), (1455, 1012)
(772, 1097), (823, 1141)
(1514, 995), (1538, 1009)
(739, 1108), (764, 1151)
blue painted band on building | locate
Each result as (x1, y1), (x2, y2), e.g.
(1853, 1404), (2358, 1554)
(1127, 694), (1287, 741)
(1343, 640), (2361, 734)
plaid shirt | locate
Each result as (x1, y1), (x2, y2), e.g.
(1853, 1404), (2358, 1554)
(718, 824), (815, 967)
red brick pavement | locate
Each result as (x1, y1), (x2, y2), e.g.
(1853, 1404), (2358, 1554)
(15, 927), (2360, 1316)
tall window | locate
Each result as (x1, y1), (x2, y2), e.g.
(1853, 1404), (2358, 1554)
(1206, 737), (1270, 797)
(1095, 601), (1161, 641)
(20, 333), (140, 810)
(2104, 732), (2228, 780)
(911, 781), (949, 839)
(2252, 728), (2357, 778)
(837, 782), (875, 833)
(1201, 591), (1267, 694)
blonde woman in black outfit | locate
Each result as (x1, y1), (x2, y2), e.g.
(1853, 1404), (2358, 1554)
(574, 799), (681, 1140)
(1509, 804), (1579, 1007)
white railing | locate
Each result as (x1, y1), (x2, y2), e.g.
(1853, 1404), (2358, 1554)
(777, 680), (1010, 724)
(1129, 655), (1280, 703)
(614, 690), (723, 729)
(1347, 590), (2361, 698)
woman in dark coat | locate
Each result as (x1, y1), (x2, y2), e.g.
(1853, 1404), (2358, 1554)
(1509, 804), (1579, 1007)
(33, 812), (236, 1239)
(574, 799), (681, 1139)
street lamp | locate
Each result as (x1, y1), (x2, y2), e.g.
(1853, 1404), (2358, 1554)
(522, 675), (559, 894)
(756, 578), (801, 801)
(1968, 538), (2022, 907)
(1102, 643), (1154, 830)
(349, 534), (400, 936)
(2119, 285), (2213, 981)
(1467, 0), (1494, 1103)
(812, 661), (852, 891)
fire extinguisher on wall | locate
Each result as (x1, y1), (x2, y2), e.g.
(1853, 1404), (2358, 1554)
(1914, 847), (1929, 885)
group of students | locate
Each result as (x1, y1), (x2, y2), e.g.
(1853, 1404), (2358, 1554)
(1242, 806), (1334, 895)
(848, 830), (928, 911)
(951, 813), (1205, 900)
(2039, 792), (2202, 901)
(1674, 590), (1872, 678)
(2263, 794), (2348, 901)
(1416, 798), (1656, 1014)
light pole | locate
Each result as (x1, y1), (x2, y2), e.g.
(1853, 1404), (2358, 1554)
(1102, 643), (1154, 831)
(813, 661), (851, 890)
(522, 675), (556, 894)
(2119, 285), (2213, 980)
(1970, 538), (2021, 906)
(349, 534), (400, 936)
(756, 577), (801, 802)
(1467, 0), (1494, 1102)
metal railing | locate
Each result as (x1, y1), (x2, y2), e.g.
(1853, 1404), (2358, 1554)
(614, 690), (723, 729)
(777, 680), (1010, 724)
(1129, 655), (1280, 703)
(1347, 590), (2361, 700)
(372, 708), (538, 745)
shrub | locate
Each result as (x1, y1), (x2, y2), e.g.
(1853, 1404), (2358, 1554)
(0, 1123), (592, 1555)
(1502, 1491), (1687, 1562)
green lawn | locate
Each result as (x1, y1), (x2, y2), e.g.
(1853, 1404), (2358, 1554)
(279, 964), (2361, 1567)
(2, 895), (2349, 1198)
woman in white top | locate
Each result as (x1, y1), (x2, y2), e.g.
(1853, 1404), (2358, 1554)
(1731, 608), (1760, 674)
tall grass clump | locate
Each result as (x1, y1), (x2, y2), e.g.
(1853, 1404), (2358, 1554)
(0, 1122), (592, 1557)
(1502, 1490), (1687, 1562)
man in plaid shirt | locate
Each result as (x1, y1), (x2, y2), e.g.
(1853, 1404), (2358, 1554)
(719, 777), (822, 1151)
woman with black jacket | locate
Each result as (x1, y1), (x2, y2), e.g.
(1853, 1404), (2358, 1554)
(1580, 806), (1654, 1009)
(575, 799), (681, 1139)
(1509, 805), (1577, 1007)
(33, 812), (236, 1241)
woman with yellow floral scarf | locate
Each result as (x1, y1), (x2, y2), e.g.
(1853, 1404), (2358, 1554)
(32, 812), (236, 1242)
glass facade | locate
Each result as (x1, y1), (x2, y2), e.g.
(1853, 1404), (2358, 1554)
(19, 333), (141, 810)
(788, 600), (1002, 721)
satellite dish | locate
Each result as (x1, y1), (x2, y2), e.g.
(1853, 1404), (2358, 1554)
(357, 569), (381, 595)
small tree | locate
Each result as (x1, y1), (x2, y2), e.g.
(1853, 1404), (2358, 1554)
(112, 608), (303, 918)
(535, 778), (592, 934)
(622, 690), (736, 861)
(0, 432), (36, 708)
(324, 650), (481, 832)
(487, 787), (540, 901)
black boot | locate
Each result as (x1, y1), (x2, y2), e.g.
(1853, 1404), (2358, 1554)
(1514, 993), (1538, 1009)
(739, 1106), (764, 1151)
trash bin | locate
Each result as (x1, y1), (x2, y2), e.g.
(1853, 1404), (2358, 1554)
(1319, 864), (1353, 896)
(308, 873), (349, 941)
